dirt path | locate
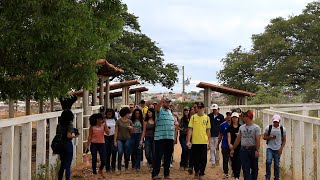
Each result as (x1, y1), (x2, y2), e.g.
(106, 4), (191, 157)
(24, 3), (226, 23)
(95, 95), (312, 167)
(71, 142), (275, 180)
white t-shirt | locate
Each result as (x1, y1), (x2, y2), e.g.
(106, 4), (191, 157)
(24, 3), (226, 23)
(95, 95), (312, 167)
(264, 125), (286, 150)
(105, 118), (116, 136)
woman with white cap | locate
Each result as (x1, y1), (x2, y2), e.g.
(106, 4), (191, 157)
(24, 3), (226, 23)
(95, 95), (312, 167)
(227, 112), (241, 180)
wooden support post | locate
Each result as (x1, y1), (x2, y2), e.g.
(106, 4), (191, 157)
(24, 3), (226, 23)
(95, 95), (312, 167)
(76, 112), (84, 164)
(49, 117), (58, 169)
(99, 78), (104, 105)
(83, 89), (89, 139)
(92, 81), (97, 106)
(292, 120), (302, 179)
(13, 126), (21, 180)
(26, 97), (31, 115)
(110, 98), (115, 109)
(50, 96), (54, 112)
(135, 92), (142, 106)
(39, 99), (44, 113)
(36, 120), (47, 174)
(1, 126), (14, 180)
(105, 77), (110, 108)
(203, 88), (211, 114)
(122, 86), (129, 105)
(304, 122), (313, 179)
(72, 114), (77, 166)
(9, 99), (15, 118)
(20, 122), (32, 180)
(283, 117), (292, 174)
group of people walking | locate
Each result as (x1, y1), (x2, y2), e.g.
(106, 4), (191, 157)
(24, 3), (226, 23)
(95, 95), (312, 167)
(56, 98), (286, 180)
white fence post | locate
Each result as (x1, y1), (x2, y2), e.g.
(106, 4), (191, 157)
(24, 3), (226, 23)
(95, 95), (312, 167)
(13, 126), (21, 180)
(292, 119), (302, 179)
(36, 119), (47, 174)
(304, 122), (313, 179)
(20, 122), (32, 180)
(76, 112), (84, 164)
(1, 126), (14, 180)
(316, 125), (320, 180)
(49, 117), (59, 169)
(283, 117), (292, 174)
(262, 111), (269, 163)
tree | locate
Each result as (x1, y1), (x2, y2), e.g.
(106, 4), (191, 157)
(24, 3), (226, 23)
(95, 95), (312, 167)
(218, 1), (320, 102)
(0, 0), (126, 100)
(106, 13), (179, 89)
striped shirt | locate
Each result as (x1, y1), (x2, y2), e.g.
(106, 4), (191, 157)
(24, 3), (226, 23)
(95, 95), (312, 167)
(154, 107), (175, 140)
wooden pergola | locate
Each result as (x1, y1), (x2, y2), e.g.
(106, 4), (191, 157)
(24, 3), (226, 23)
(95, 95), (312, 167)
(196, 82), (255, 112)
(107, 87), (149, 108)
(70, 80), (141, 107)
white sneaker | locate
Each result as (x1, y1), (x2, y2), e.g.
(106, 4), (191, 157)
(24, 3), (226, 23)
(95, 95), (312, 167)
(223, 174), (229, 179)
(234, 178), (239, 180)
(170, 164), (173, 168)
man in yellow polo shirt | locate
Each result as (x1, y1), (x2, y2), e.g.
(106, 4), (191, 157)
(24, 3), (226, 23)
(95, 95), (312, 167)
(187, 102), (211, 180)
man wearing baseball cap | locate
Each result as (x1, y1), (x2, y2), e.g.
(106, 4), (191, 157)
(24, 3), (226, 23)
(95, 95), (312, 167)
(230, 110), (261, 180)
(263, 114), (286, 180)
(208, 104), (225, 167)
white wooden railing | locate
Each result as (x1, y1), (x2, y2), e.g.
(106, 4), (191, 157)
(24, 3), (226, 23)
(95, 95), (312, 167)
(0, 105), (101, 180)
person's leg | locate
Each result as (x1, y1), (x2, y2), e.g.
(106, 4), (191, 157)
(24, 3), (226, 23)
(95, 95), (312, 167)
(135, 134), (142, 170)
(117, 140), (124, 171)
(98, 143), (106, 171)
(163, 139), (174, 177)
(58, 159), (66, 180)
(214, 137), (220, 162)
(90, 143), (98, 174)
(179, 134), (187, 168)
(111, 138), (117, 171)
(192, 145), (200, 175)
(199, 144), (208, 176)
(233, 149), (241, 178)
(65, 141), (73, 180)
(273, 150), (280, 180)
(124, 139), (131, 169)
(222, 147), (229, 175)
(209, 137), (215, 164)
(152, 140), (162, 178)
(105, 136), (111, 171)
(265, 148), (272, 180)
(145, 137), (152, 165)
(250, 149), (259, 180)
(240, 149), (252, 180)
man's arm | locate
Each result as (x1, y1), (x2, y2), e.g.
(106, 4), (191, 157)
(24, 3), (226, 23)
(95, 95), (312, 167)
(155, 96), (164, 113)
(279, 135), (286, 155)
(186, 128), (193, 146)
(232, 132), (241, 150)
(207, 128), (211, 150)
(217, 133), (222, 149)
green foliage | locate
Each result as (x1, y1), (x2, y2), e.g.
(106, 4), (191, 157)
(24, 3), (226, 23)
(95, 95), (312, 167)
(107, 13), (179, 89)
(0, 0), (126, 100)
(217, 1), (320, 102)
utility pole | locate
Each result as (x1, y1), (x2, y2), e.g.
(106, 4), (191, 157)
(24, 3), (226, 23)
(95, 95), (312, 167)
(182, 66), (185, 94)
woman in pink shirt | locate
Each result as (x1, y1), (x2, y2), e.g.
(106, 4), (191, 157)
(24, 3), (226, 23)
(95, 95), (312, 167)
(86, 113), (110, 179)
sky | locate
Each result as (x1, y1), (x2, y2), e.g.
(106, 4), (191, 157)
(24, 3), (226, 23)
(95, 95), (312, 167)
(121, 0), (313, 93)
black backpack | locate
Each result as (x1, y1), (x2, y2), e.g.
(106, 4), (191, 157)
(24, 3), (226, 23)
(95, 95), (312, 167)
(51, 125), (67, 154)
(266, 125), (283, 144)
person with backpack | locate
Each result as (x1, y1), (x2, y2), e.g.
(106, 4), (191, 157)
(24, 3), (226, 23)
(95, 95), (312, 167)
(104, 108), (117, 173)
(86, 113), (110, 179)
(186, 102), (211, 180)
(56, 109), (79, 180)
(263, 114), (286, 180)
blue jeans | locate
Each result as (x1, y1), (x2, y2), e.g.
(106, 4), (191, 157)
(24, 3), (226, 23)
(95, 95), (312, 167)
(145, 136), (154, 165)
(58, 140), (73, 180)
(130, 133), (142, 169)
(90, 143), (106, 174)
(179, 134), (188, 168)
(240, 147), (259, 180)
(104, 135), (117, 171)
(117, 139), (130, 170)
(266, 148), (280, 180)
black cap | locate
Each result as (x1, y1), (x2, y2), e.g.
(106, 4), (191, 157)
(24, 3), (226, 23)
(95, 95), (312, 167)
(99, 106), (105, 113)
(197, 102), (205, 108)
(140, 100), (145, 104)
